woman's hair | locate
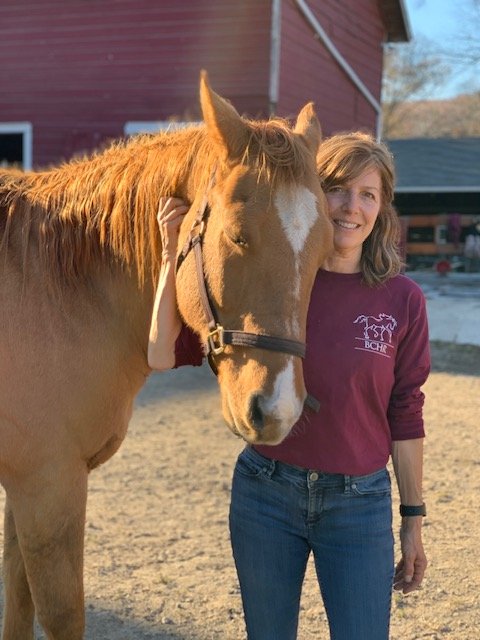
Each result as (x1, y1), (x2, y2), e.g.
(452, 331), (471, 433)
(316, 131), (403, 286)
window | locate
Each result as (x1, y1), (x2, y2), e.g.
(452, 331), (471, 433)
(434, 224), (448, 245)
(0, 123), (32, 169)
(407, 226), (434, 243)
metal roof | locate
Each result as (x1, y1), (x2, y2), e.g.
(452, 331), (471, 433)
(387, 138), (480, 193)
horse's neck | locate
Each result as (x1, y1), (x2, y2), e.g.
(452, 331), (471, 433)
(148, 127), (213, 200)
(2, 129), (213, 300)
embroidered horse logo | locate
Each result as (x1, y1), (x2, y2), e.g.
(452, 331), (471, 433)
(354, 313), (397, 344)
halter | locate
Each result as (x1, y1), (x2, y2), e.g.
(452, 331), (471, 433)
(175, 174), (320, 414)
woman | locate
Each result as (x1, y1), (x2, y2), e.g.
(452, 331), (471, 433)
(148, 132), (430, 640)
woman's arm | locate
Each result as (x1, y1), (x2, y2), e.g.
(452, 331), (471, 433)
(148, 197), (189, 371)
(391, 438), (427, 594)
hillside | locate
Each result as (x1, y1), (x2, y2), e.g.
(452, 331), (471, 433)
(382, 92), (480, 138)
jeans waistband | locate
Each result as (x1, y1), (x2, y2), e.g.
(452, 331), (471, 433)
(247, 445), (387, 489)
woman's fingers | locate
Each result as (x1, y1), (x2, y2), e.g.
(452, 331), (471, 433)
(157, 197), (189, 258)
(157, 197), (189, 223)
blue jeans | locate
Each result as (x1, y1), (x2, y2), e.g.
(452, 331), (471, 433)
(229, 446), (394, 640)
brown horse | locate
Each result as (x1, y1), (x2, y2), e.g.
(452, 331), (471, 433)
(0, 73), (332, 638)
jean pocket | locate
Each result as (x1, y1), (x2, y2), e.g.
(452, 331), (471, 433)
(350, 469), (391, 496)
(234, 447), (273, 478)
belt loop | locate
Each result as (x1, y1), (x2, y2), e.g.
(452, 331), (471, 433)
(343, 474), (351, 494)
(264, 459), (276, 478)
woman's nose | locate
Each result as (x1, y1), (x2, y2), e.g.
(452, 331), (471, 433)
(341, 191), (359, 213)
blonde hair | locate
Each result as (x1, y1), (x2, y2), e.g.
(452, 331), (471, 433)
(316, 131), (402, 286)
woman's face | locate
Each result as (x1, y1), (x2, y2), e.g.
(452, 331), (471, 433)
(325, 167), (382, 267)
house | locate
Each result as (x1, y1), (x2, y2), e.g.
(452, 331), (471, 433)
(0, 0), (408, 169)
(388, 137), (480, 270)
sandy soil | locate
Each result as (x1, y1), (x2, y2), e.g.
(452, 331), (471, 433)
(0, 341), (479, 639)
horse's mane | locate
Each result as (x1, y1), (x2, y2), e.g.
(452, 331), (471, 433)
(0, 116), (312, 290)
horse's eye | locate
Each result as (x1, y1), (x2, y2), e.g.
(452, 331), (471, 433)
(233, 236), (248, 248)
(223, 226), (249, 250)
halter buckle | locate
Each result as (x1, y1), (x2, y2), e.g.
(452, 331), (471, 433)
(207, 325), (225, 355)
(192, 219), (205, 237)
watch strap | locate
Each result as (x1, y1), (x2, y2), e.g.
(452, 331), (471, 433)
(400, 503), (426, 517)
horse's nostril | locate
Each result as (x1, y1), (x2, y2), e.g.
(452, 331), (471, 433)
(248, 394), (265, 431)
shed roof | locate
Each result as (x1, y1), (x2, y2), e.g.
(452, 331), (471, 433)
(380, 0), (411, 42)
(387, 138), (480, 193)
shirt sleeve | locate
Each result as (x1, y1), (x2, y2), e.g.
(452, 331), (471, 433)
(388, 288), (431, 440)
(173, 324), (204, 368)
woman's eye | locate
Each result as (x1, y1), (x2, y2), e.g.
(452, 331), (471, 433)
(328, 186), (344, 193)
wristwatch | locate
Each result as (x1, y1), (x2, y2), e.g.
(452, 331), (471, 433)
(400, 503), (427, 517)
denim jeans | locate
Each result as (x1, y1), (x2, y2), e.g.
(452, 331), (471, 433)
(229, 446), (394, 640)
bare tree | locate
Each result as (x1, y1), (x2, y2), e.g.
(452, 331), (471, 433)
(440, 0), (480, 92)
(447, 0), (480, 63)
(381, 37), (451, 137)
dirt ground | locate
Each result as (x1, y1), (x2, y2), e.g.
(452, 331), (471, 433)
(0, 341), (479, 639)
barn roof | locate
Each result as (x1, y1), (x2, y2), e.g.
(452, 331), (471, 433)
(380, 0), (411, 42)
(387, 138), (480, 193)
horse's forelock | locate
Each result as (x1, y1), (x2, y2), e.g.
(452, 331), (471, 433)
(243, 118), (312, 185)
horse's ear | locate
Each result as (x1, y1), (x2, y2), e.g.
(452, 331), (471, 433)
(200, 70), (249, 162)
(294, 102), (322, 156)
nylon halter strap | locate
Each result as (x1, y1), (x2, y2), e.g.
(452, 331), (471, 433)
(175, 175), (307, 363)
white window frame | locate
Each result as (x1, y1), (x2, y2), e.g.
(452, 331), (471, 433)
(435, 224), (448, 245)
(0, 122), (32, 169)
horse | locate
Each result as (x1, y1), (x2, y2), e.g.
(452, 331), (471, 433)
(0, 72), (332, 639)
(354, 314), (398, 343)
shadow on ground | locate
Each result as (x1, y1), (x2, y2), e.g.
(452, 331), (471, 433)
(136, 365), (218, 406)
(0, 598), (201, 640)
(430, 341), (480, 377)
(84, 605), (200, 640)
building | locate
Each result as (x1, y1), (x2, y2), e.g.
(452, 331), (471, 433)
(389, 137), (480, 271)
(0, 0), (408, 169)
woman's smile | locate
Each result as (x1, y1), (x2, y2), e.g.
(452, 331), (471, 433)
(333, 219), (361, 230)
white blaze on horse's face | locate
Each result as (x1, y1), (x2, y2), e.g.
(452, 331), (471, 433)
(275, 184), (320, 253)
(259, 359), (300, 444)
(274, 184), (320, 334)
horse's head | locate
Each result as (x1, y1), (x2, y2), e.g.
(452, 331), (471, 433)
(175, 72), (332, 445)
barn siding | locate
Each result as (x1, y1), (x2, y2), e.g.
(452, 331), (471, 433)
(0, 0), (271, 167)
(278, 0), (385, 134)
(1, 0), (392, 166)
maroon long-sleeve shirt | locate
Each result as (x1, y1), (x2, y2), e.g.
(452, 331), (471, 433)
(173, 323), (204, 368)
(174, 270), (430, 476)
(255, 270), (430, 475)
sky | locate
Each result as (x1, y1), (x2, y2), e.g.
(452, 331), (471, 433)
(403, 0), (480, 98)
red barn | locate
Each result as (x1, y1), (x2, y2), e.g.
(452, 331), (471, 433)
(0, 0), (408, 169)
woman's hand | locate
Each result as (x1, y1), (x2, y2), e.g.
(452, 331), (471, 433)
(393, 518), (427, 594)
(157, 197), (189, 262)
(391, 439), (427, 594)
